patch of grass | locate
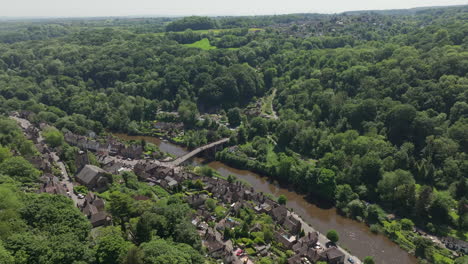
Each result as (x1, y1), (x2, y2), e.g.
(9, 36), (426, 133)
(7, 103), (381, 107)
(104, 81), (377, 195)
(249, 28), (263, 32)
(183, 38), (216, 50)
(432, 252), (454, 264)
(152, 185), (169, 198)
(261, 89), (276, 115)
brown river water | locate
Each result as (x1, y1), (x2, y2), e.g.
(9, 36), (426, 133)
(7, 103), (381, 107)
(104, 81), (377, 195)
(114, 133), (418, 264)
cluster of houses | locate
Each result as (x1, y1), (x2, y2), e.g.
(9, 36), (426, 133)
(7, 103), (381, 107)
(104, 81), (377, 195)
(39, 173), (68, 195)
(441, 237), (468, 255)
(133, 160), (346, 264)
(14, 112), (346, 263)
(134, 160), (187, 190)
(79, 192), (112, 227)
(64, 131), (143, 159)
(21, 123), (56, 174)
(11, 114), (112, 229)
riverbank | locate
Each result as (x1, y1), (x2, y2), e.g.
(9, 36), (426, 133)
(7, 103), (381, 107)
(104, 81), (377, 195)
(214, 146), (460, 264)
(114, 133), (419, 264)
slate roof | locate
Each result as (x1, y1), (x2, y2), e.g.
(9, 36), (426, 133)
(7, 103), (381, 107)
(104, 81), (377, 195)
(90, 211), (109, 227)
(76, 165), (106, 186)
(320, 247), (345, 263)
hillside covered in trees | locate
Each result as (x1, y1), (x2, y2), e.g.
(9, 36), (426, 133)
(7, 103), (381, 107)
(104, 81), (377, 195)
(0, 5), (467, 264)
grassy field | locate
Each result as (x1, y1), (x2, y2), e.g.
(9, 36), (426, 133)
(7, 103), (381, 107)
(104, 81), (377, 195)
(183, 38), (217, 50)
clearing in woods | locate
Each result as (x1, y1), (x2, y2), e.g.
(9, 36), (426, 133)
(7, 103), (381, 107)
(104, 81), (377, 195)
(183, 38), (216, 50)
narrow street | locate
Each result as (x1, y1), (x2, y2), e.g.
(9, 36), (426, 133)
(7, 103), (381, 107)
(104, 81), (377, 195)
(10, 115), (82, 207)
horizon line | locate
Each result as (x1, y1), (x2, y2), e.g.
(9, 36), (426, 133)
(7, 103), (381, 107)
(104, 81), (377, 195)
(0, 4), (465, 20)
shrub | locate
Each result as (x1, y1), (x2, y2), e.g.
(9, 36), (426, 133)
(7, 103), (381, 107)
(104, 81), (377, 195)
(326, 229), (339, 243)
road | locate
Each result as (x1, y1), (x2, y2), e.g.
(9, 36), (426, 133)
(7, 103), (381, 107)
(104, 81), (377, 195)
(10, 115), (82, 207)
(291, 212), (361, 264)
(51, 151), (82, 207)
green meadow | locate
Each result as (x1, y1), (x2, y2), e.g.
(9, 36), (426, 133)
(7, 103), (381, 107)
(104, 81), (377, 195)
(183, 38), (217, 50)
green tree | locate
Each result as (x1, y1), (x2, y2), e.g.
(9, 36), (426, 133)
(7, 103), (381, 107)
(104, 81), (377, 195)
(400, 218), (415, 231)
(386, 104), (417, 145)
(135, 213), (153, 244)
(0, 241), (14, 264)
(0, 146), (12, 163)
(124, 246), (144, 264)
(315, 168), (337, 201)
(326, 229), (339, 243)
(377, 170), (415, 207)
(173, 221), (201, 250)
(178, 101), (199, 127)
(454, 256), (468, 264)
(108, 192), (134, 232)
(336, 184), (358, 210)
(278, 195), (287, 205)
(0, 184), (24, 239)
(205, 198), (216, 211)
(414, 237), (433, 259)
(363, 256), (375, 264)
(0, 156), (41, 183)
(95, 226), (131, 264)
(227, 108), (242, 127)
(43, 127), (64, 148)
(429, 191), (455, 225)
(140, 238), (204, 264)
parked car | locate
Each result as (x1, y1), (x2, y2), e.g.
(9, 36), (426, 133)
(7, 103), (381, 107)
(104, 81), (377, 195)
(77, 194), (85, 199)
(348, 257), (355, 263)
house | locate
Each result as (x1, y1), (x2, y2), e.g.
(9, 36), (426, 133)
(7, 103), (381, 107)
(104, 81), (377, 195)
(288, 247), (320, 264)
(80, 192), (111, 228)
(86, 140), (100, 152)
(299, 232), (319, 248)
(441, 237), (468, 254)
(27, 156), (52, 173)
(83, 203), (99, 217)
(186, 193), (208, 208)
(271, 205), (288, 224)
(64, 132), (79, 145)
(160, 176), (178, 190)
(109, 142), (123, 155)
(75, 165), (109, 189)
(216, 218), (239, 233)
(254, 202), (273, 214)
(275, 230), (297, 249)
(156, 167), (174, 179)
(134, 161), (160, 180)
(204, 228), (228, 259)
(319, 247), (345, 264)
(103, 161), (125, 174)
(282, 214), (302, 234)
(121, 145), (143, 159)
(90, 212), (111, 227)
(39, 174), (67, 196)
(197, 209), (213, 221)
(97, 143), (110, 155)
(254, 244), (269, 257)
(75, 150), (90, 171)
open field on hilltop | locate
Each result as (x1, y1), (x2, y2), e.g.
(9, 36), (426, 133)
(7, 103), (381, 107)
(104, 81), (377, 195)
(183, 38), (216, 50)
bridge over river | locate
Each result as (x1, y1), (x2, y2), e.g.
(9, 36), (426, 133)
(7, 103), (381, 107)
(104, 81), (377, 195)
(162, 138), (230, 167)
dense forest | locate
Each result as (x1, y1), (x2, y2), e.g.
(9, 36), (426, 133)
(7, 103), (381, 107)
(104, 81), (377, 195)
(0, 5), (467, 264)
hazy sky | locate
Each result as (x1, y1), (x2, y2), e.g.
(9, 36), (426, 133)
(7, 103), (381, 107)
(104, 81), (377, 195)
(0, 0), (466, 17)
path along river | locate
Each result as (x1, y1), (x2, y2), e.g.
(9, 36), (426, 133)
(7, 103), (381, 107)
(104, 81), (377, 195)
(114, 134), (417, 264)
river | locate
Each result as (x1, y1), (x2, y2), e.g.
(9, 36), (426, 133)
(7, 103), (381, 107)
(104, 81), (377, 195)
(114, 133), (417, 264)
